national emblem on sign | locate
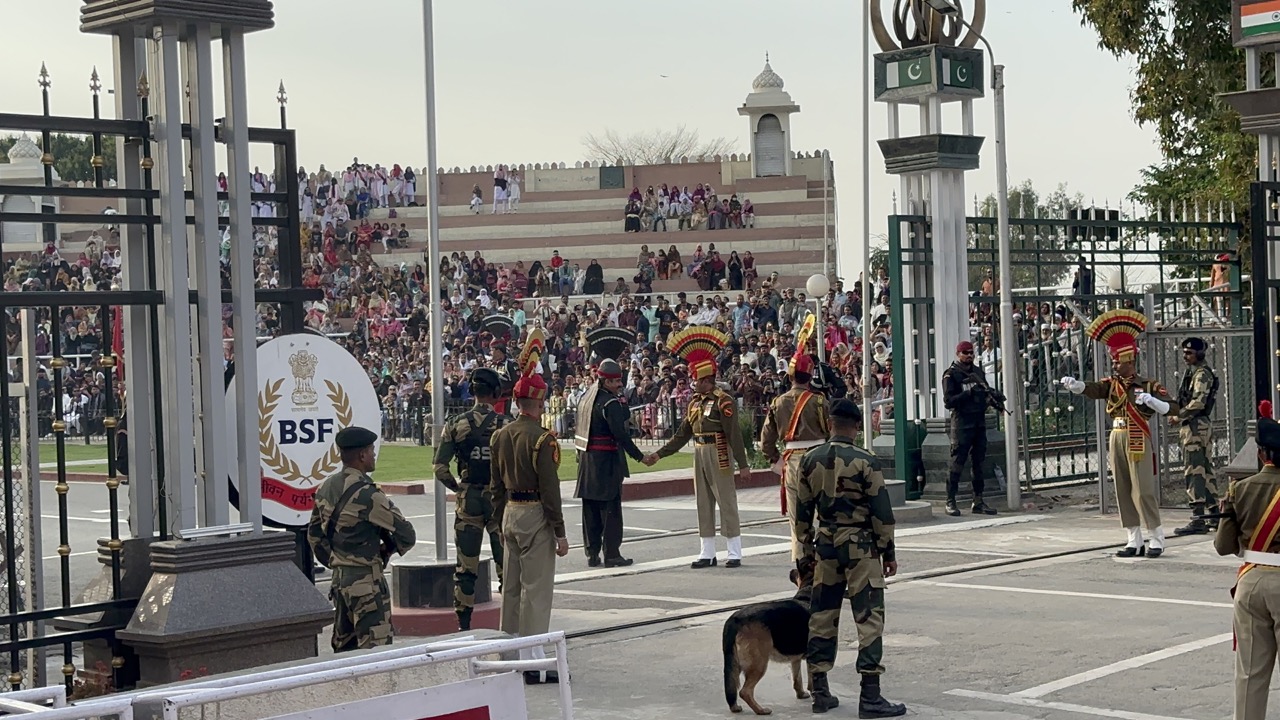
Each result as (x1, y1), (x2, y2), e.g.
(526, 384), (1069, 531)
(258, 375), (353, 488)
(288, 349), (320, 406)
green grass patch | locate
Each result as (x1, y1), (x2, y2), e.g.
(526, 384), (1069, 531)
(20, 440), (695, 484)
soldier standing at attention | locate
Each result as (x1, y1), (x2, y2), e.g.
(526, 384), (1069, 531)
(433, 367), (507, 631)
(574, 357), (645, 567)
(941, 340), (1002, 517)
(644, 327), (751, 568)
(489, 330), (569, 684)
(1172, 337), (1221, 536)
(307, 426), (417, 653)
(1062, 309), (1178, 557)
(760, 335), (830, 563)
(489, 338), (520, 415)
(795, 399), (905, 717)
(1214, 402), (1280, 720)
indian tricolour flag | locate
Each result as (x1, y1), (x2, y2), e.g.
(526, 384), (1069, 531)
(884, 58), (932, 90)
(1243, 1), (1280, 38)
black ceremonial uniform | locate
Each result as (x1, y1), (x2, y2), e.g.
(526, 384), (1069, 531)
(574, 382), (645, 566)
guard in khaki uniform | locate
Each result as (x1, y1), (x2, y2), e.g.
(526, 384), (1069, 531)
(760, 344), (829, 563)
(1062, 309), (1178, 557)
(646, 326), (751, 568)
(307, 426), (417, 653)
(488, 329), (569, 684)
(1214, 403), (1280, 720)
(433, 367), (506, 631)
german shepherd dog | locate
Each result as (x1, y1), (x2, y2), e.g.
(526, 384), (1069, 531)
(723, 568), (813, 715)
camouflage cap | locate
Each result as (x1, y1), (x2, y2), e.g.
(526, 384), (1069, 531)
(335, 426), (378, 450)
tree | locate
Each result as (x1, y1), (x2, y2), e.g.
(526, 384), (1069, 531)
(973, 180), (1086, 292)
(1072, 1), (1255, 252)
(581, 125), (737, 166)
(0, 134), (118, 183)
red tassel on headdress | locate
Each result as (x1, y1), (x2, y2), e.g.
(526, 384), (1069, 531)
(1261, 400), (1273, 420)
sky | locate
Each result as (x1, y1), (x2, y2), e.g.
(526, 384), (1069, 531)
(0, 1), (1161, 283)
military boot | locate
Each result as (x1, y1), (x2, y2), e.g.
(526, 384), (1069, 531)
(457, 608), (472, 632)
(944, 499), (961, 517)
(1174, 506), (1210, 536)
(858, 674), (906, 718)
(972, 499), (997, 515)
(810, 673), (840, 713)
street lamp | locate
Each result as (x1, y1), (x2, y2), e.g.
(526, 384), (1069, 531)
(806, 273), (830, 364)
(924, 0), (1020, 511)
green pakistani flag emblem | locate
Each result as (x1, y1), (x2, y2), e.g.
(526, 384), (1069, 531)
(942, 58), (975, 89)
(885, 58), (931, 89)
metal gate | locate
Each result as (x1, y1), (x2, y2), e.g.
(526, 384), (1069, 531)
(0, 64), (313, 694)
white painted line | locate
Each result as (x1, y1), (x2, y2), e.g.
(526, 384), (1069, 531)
(37, 459), (107, 469)
(42, 551), (96, 561)
(742, 532), (790, 540)
(894, 545), (1018, 557)
(554, 588), (708, 605)
(90, 510), (112, 514)
(42, 515), (109, 524)
(946, 689), (1201, 720)
(925, 581), (1234, 609)
(622, 525), (668, 534)
(1012, 633), (1231, 699)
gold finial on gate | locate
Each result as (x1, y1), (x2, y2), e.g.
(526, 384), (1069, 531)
(7, 672), (21, 685)
(61, 664), (74, 677)
(51, 421), (65, 433)
(57, 545), (70, 556)
(110, 656), (125, 669)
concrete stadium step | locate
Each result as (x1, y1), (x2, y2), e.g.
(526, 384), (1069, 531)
(387, 225), (826, 254)
(382, 246), (822, 270)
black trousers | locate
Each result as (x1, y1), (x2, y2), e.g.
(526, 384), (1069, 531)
(581, 497), (624, 559)
(947, 424), (987, 502)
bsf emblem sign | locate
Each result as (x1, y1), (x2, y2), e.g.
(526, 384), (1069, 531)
(227, 334), (381, 528)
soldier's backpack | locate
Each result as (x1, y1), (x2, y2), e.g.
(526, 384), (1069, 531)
(461, 410), (505, 485)
(312, 479), (365, 569)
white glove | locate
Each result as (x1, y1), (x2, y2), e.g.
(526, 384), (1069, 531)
(1137, 392), (1170, 415)
(1060, 376), (1085, 394)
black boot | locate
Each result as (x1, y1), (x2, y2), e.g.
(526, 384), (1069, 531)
(457, 608), (472, 632)
(1173, 509), (1210, 536)
(858, 675), (906, 718)
(945, 499), (961, 517)
(810, 673), (840, 713)
(972, 499), (997, 515)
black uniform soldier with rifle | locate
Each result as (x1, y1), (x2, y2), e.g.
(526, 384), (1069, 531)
(941, 340), (1008, 517)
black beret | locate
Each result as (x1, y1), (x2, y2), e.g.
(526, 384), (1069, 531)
(335, 426), (378, 450)
(1182, 337), (1207, 353)
(470, 367), (501, 391)
(1258, 417), (1280, 451)
(830, 399), (862, 422)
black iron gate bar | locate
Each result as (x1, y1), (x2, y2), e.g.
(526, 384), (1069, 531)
(1250, 182), (1280, 406)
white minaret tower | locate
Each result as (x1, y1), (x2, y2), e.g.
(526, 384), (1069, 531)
(738, 54), (800, 178)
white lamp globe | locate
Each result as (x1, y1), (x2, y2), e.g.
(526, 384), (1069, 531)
(806, 273), (830, 298)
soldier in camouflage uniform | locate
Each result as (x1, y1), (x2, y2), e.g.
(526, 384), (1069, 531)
(794, 399), (905, 717)
(307, 426), (418, 653)
(434, 367), (507, 630)
(1172, 337), (1221, 536)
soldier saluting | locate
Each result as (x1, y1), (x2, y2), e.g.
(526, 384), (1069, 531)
(795, 399), (905, 717)
(489, 329), (569, 684)
(433, 367), (507, 631)
(1172, 336), (1221, 536)
(307, 426), (417, 653)
(941, 340), (1005, 517)
(760, 313), (830, 563)
(1062, 309), (1178, 557)
(1214, 401), (1280, 720)
(574, 328), (646, 568)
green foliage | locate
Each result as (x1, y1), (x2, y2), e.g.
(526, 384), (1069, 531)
(972, 180), (1086, 292)
(0, 133), (118, 183)
(1071, 0), (1256, 261)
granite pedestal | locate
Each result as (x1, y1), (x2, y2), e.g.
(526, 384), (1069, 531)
(919, 415), (1008, 505)
(391, 558), (501, 636)
(1223, 420), (1260, 484)
(116, 531), (332, 687)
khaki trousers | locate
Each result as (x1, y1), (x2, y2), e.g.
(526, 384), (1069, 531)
(784, 450), (804, 561)
(1109, 429), (1162, 530)
(693, 442), (740, 538)
(1234, 569), (1280, 720)
(499, 502), (555, 638)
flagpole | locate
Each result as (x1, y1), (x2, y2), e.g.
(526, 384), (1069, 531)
(422, 0), (447, 562)
(861, 0), (874, 449)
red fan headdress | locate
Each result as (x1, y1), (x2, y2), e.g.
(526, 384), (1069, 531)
(667, 326), (729, 381)
(1085, 309), (1146, 363)
(513, 328), (547, 401)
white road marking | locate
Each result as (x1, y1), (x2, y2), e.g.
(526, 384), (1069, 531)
(1012, 633), (1231, 699)
(947, 689), (1201, 720)
(90, 510), (112, 514)
(894, 545), (1018, 557)
(553, 589), (709, 605)
(622, 526), (668, 534)
(41, 515), (110, 524)
(37, 459), (106, 470)
(923, 581), (1234, 609)
(41, 551), (97, 561)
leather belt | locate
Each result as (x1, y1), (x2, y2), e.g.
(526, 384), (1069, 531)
(510, 490), (540, 502)
(694, 433), (721, 444)
(1243, 550), (1280, 567)
(785, 440), (823, 450)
